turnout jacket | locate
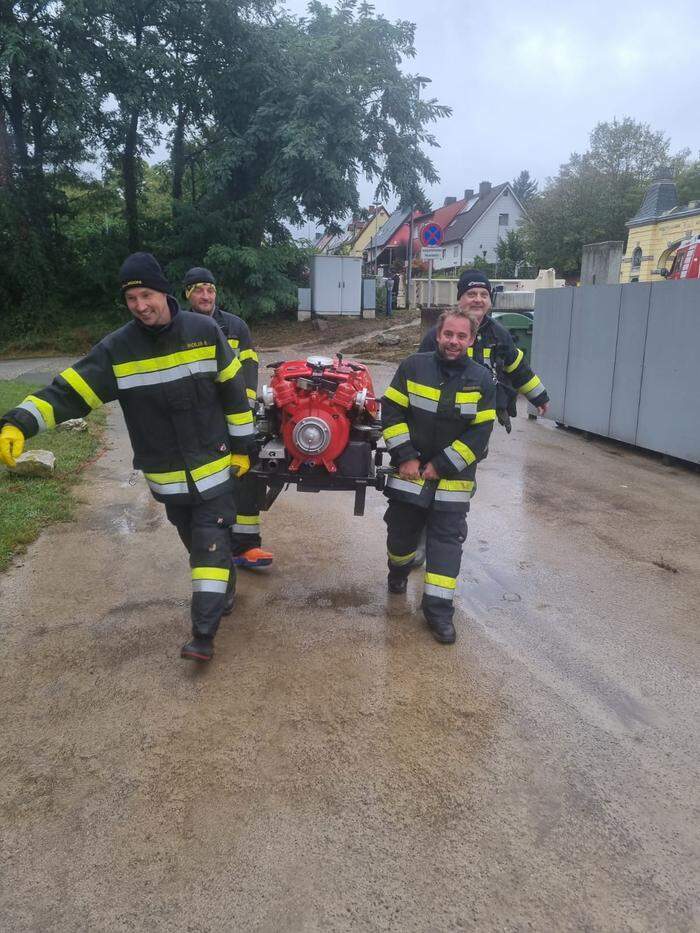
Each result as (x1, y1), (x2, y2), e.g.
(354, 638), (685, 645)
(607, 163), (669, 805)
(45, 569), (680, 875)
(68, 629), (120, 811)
(381, 351), (496, 512)
(209, 306), (259, 404)
(419, 316), (548, 410)
(1, 299), (255, 505)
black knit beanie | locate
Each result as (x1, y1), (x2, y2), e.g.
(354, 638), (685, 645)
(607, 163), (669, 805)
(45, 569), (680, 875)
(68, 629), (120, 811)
(456, 270), (492, 300)
(119, 252), (171, 296)
(182, 266), (216, 299)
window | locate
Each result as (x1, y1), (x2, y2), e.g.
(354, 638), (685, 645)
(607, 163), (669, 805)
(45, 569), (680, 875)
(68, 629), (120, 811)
(498, 213), (509, 226)
(631, 247), (642, 270)
(453, 246), (459, 258)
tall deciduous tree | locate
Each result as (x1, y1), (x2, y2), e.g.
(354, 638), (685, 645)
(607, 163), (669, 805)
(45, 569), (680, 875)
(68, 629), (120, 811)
(524, 118), (690, 276)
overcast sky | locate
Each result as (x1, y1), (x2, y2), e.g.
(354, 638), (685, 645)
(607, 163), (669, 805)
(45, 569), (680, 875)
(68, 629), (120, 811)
(283, 0), (699, 217)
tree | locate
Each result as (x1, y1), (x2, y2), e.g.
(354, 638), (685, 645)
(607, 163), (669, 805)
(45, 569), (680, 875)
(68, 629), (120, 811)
(512, 170), (537, 205)
(523, 118), (691, 276)
(496, 229), (529, 278)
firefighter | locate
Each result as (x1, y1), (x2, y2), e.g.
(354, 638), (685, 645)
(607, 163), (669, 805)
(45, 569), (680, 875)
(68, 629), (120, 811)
(382, 306), (496, 644)
(0, 253), (255, 663)
(418, 270), (549, 429)
(182, 267), (273, 570)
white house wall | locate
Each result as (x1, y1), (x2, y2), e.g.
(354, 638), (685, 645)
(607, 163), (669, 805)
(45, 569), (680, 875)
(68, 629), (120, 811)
(432, 189), (525, 270)
(460, 190), (525, 264)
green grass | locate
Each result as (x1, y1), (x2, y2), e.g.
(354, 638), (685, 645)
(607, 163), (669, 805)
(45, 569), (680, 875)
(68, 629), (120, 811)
(0, 379), (107, 571)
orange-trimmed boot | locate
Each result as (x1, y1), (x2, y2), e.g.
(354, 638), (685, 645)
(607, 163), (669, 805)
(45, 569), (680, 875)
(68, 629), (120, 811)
(233, 547), (273, 569)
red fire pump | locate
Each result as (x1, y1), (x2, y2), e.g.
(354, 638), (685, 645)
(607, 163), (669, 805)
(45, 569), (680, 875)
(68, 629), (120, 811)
(251, 354), (386, 515)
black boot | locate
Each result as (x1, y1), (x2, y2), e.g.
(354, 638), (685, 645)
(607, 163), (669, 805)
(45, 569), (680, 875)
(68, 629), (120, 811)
(181, 637), (214, 661)
(387, 570), (408, 594)
(424, 614), (456, 644)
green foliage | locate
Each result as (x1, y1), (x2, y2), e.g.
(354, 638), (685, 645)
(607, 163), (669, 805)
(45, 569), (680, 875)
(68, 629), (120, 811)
(523, 118), (691, 276)
(0, 0), (449, 348)
(495, 230), (532, 278)
(512, 170), (537, 205)
(0, 379), (106, 570)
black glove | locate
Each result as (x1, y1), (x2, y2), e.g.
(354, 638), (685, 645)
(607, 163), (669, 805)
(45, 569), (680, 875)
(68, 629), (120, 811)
(496, 409), (512, 433)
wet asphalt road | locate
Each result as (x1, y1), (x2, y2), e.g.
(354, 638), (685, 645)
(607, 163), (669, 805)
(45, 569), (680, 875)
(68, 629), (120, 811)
(0, 353), (698, 932)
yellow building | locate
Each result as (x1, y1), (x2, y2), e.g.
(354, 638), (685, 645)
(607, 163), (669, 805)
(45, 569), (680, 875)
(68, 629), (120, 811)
(346, 206), (389, 257)
(621, 172), (700, 282)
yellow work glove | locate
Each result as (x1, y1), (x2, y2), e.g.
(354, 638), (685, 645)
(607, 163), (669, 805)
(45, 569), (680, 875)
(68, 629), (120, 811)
(0, 424), (25, 468)
(230, 453), (251, 478)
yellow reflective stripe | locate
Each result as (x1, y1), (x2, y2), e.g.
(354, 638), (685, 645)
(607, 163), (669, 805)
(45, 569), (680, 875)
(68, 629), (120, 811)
(226, 410), (254, 425)
(483, 348), (492, 359)
(227, 338), (240, 350)
(519, 375), (541, 395)
(192, 566), (230, 582)
(216, 356), (242, 383)
(24, 394), (56, 429)
(246, 388), (257, 400)
(384, 386), (409, 408)
(436, 479), (474, 492)
(505, 348), (524, 373)
(452, 439), (476, 464)
(239, 349), (259, 363)
(388, 550), (416, 565)
(455, 391), (480, 403)
(406, 380), (441, 401)
(190, 454), (230, 481)
(60, 368), (102, 409)
(425, 573), (457, 590)
(472, 409), (496, 424)
(236, 514), (260, 525)
(390, 472), (425, 486)
(467, 347), (474, 357)
(113, 346), (216, 378)
(144, 469), (187, 483)
(383, 422), (410, 440)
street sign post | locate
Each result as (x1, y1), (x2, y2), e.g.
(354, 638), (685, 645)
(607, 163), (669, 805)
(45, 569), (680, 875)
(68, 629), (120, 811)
(420, 223), (444, 306)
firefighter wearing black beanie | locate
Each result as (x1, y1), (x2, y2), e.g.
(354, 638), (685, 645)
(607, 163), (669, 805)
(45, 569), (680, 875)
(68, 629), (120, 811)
(119, 252), (171, 295)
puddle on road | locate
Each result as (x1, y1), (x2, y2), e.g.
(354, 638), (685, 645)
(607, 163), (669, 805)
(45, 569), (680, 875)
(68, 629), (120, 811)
(82, 503), (163, 535)
(265, 584), (380, 614)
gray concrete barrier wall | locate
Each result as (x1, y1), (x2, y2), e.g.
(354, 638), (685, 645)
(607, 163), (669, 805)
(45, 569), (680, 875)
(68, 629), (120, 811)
(531, 282), (700, 464)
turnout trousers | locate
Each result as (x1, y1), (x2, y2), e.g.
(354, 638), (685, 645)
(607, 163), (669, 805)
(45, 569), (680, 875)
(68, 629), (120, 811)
(230, 472), (262, 555)
(384, 500), (468, 627)
(165, 492), (237, 640)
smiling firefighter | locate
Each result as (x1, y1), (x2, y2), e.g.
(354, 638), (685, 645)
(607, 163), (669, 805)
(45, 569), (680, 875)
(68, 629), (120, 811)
(0, 252), (255, 663)
(381, 306), (496, 644)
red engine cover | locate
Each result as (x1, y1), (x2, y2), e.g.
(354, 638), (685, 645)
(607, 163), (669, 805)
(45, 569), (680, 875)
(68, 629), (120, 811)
(269, 357), (378, 472)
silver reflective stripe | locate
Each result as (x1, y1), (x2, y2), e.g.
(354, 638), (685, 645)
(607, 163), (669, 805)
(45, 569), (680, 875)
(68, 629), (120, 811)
(445, 447), (468, 471)
(434, 489), (472, 503)
(146, 479), (190, 495)
(228, 423), (256, 437)
(424, 583), (455, 600)
(17, 400), (47, 432)
(409, 395), (439, 413)
(192, 579), (228, 594)
(457, 403), (477, 415)
(386, 476), (424, 495)
(525, 383), (545, 400)
(116, 359), (217, 390)
(385, 432), (410, 449)
(232, 523), (258, 534)
(194, 466), (231, 493)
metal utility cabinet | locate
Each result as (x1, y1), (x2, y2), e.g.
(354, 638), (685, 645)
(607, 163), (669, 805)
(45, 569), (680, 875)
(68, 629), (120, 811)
(311, 255), (362, 316)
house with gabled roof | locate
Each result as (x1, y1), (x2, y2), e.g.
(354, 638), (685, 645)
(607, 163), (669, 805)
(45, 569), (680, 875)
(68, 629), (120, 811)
(434, 181), (527, 271)
(314, 205), (390, 258)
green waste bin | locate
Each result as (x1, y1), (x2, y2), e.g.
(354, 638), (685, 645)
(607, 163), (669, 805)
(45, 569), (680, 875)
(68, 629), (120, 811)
(492, 312), (533, 361)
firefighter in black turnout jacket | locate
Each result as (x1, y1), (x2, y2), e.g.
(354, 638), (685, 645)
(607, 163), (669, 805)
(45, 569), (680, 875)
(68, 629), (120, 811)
(0, 253), (256, 663)
(183, 267), (273, 569)
(382, 307), (496, 644)
(419, 270), (549, 428)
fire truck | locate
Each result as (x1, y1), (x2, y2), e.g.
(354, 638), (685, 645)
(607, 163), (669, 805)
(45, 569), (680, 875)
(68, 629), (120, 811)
(663, 235), (700, 280)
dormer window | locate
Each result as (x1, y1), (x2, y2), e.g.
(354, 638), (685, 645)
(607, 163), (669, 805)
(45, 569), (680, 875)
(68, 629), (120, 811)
(631, 247), (642, 270)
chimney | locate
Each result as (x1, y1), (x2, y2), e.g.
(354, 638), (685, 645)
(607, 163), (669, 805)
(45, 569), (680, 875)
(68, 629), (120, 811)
(463, 189), (474, 200)
(443, 196), (457, 207)
(478, 181), (491, 198)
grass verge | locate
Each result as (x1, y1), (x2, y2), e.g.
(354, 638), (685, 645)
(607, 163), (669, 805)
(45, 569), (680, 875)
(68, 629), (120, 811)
(0, 380), (107, 571)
